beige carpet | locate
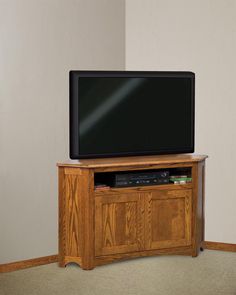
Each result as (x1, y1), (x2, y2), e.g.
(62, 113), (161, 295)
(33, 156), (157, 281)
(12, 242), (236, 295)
(0, 250), (236, 295)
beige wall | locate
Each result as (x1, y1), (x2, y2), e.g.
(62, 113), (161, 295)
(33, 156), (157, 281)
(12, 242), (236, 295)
(126, 0), (236, 243)
(0, 0), (125, 264)
(1, 0), (236, 265)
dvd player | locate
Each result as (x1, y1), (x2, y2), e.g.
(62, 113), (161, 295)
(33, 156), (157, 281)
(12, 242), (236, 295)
(113, 170), (169, 187)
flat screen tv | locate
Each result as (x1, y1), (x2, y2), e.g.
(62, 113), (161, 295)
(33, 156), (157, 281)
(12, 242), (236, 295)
(70, 71), (194, 159)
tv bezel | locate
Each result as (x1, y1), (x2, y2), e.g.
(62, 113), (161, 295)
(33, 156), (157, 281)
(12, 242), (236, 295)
(70, 70), (195, 159)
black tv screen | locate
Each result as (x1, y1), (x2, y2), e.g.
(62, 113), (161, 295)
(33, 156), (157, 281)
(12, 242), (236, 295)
(70, 71), (194, 159)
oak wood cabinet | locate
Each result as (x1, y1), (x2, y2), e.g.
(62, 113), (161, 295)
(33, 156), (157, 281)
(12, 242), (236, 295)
(58, 154), (207, 270)
(145, 189), (192, 250)
(95, 193), (144, 256)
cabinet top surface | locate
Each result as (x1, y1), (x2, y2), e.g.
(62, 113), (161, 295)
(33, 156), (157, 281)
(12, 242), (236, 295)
(57, 154), (208, 169)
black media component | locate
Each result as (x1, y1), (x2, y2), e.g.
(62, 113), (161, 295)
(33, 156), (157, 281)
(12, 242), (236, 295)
(113, 170), (170, 188)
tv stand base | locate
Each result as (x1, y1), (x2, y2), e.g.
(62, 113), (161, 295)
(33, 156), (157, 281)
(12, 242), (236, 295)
(58, 154), (207, 270)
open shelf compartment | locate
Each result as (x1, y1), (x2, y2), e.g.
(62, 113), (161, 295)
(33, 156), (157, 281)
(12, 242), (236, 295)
(94, 167), (192, 191)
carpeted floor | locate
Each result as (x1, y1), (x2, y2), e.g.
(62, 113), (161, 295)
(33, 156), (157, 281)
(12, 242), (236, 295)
(0, 250), (236, 295)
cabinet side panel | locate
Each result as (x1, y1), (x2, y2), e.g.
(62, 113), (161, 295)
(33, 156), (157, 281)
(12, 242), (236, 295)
(64, 173), (82, 257)
(192, 162), (205, 256)
(202, 163), (205, 243)
(80, 169), (95, 269)
(60, 168), (95, 269)
(198, 162), (205, 247)
(58, 167), (66, 265)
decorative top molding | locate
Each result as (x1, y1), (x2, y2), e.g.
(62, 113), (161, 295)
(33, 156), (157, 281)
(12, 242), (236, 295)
(57, 154), (208, 169)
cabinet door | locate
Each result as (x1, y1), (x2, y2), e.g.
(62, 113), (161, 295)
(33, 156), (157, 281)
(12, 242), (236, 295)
(145, 189), (192, 250)
(95, 193), (145, 256)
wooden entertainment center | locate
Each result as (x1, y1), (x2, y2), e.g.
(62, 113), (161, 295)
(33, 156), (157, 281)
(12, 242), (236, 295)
(58, 154), (207, 270)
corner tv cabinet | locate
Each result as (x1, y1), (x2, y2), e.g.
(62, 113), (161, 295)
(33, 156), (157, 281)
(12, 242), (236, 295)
(57, 154), (207, 270)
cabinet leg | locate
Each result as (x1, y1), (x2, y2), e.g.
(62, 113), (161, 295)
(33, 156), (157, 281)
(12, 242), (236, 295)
(191, 246), (199, 257)
(80, 256), (95, 270)
(80, 264), (95, 271)
(58, 256), (66, 268)
(192, 244), (204, 257)
(59, 261), (66, 268)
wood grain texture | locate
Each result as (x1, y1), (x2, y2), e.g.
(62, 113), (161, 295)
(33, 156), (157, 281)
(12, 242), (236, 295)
(65, 173), (81, 257)
(95, 247), (192, 267)
(58, 154), (207, 269)
(95, 183), (192, 195)
(95, 193), (145, 256)
(0, 255), (58, 273)
(93, 163), (194, 173)
(58, 167), (66, 267)
(58, 167), (83, 267)
(191, 162), (205, 257)
(204, 241), (236, 252)
(191, 163), (198, 256)
(64, 256), (82, 266)
(80, 169), (95, 270)
(57, 154), (208, 169)
(145, 189), (192, 250)
(58, 168), (94, 269)
(201, 163), (206, 245)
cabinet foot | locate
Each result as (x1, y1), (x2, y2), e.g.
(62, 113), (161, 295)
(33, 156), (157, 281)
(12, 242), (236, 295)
(80, 261), (95, 270)
(81, 266), (95, 271)
(59, 261), (66, 268)
(191, 249), (198, 257)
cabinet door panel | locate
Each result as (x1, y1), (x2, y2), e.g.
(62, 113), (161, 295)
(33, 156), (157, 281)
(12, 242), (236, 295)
(95, 193), (145, 256)
(145, 189), (192, 250)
